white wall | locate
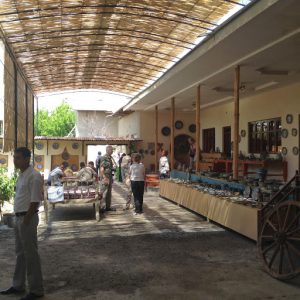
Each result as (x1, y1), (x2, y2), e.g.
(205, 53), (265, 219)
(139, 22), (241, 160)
(75, 111), (118, 137)
(118, 112), (141, 139)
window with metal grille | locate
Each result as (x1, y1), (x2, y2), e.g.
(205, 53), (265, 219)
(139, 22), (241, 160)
(248, 118), (281, 153)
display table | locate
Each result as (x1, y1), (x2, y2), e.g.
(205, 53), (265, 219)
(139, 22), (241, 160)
(159, 181), (259, 241)
(214, 159), (288, 181)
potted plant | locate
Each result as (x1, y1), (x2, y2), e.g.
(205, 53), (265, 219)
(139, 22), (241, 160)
(0, 168), (17, 225)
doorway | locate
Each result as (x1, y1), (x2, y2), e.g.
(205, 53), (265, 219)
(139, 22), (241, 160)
(223, 126), (231, 158)
(203, 128), (215, 152)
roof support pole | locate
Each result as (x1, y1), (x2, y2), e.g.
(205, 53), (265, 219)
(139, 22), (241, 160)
(170, 97), (175, 170)
(32, 95), (35, 156)
(233, 65), (240, 180)
(25, 84), (28, 148)
(196, 85), (201, 172)
(154, 105), (158, 173)
(14, 62), (18, 149)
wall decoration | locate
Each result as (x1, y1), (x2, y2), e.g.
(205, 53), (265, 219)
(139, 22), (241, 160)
(35, 142), (44, 150)
(281, 147), (288, 156)
(139, 149), (144, 154)
(37, 164), (43, 170)
(286, 114), (293, 124)
(241, 130), (246, 137)
(71, 164), (78, 172)
(0, 157), (7, 165)
(144, 149), (149, 155)
(281, 129), (288, 138)
(189, 124), (196, 133)
(52, 142), (60, 150)
(157, 143), (163, 152)
(291, 128), (297, 137)
(62, 152), (70, 160)
(148, 142), (155, 150)
(292, 146), (299, 156)
(72, 142), (79, 150)
(150, 150), (155, 155)
(34, 155), (42, 163)
(161, 126), (171, 136)
(175, 120), (183, 129)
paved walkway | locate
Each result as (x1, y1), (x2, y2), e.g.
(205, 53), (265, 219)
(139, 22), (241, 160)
(0, 183), (299, 300)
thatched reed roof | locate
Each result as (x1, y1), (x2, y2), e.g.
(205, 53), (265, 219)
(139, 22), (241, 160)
(0, 0), (242, 96)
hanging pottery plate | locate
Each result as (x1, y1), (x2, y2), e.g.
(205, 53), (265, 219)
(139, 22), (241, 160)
(34, 155), (42, 163)
(71, 164), (78, 171)
(35, 142), (44, 150)
(293, 146), (299, 156)
(281, 147), (288, 156)
(286, 114), (293, 124)
(150, 150), (155, 155)
(292, 128), (297, 137)
(241, 130), (246, 137)
(144, 149), (149, 155)
(72, 142), (79, 149)
(37, 164), (43, 170)
(62, 152), (70, 160)
(281, 129), (288, 138)
(161, 126), (171, 136)
(189, 124), (196, 133)
(175, 120), (183, 129)
(0, 158), (7, 164)
(52, 142), (60, 150)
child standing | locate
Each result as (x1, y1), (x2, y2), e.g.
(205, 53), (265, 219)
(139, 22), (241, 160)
(129, 153), (145, 214)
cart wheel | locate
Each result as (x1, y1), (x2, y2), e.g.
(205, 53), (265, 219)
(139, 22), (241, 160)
(258, 201), (300, 280)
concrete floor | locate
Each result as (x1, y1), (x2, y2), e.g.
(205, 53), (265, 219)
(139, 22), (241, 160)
(1, 183), (300, 300)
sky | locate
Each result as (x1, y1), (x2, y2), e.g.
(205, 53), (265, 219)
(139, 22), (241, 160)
(36, 1), (252, 113)
(37, 89), (131, 113)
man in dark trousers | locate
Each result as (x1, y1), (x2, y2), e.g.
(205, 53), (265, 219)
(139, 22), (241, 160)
(95, 151), (102, 175)
(1, 147), (44, 300)
(100, 145), (116, 211)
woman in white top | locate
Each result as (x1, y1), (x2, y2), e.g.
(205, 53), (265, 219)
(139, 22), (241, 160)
(129, 153), (145, 214)
(159, 150), (170, 179)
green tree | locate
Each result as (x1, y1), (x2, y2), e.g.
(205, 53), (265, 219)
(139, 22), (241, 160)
(35, 102), (76, 136)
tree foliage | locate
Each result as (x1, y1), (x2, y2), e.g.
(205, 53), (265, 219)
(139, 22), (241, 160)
(0, 168), (17, 203)
(35, 102), (76, 136)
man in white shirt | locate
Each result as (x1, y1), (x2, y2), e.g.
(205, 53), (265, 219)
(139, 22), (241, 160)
(1, 147), (44, 300)
(47, 163), (66, 186)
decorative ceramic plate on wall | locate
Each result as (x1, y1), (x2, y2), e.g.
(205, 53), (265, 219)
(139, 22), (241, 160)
(281, 129), (288, 138)
(72, 142), (79, 149)
(175, 120), (183, 129)
(52, 142), (60, 150)
(292, 128), (297, 137)
(286, 114), (293, 124)
(189, 124), (196, 133)
(281, 147), (288, 156)
(161, 126), (171, 136)
(71, 164), (78, 171)
(0, 158), (7, 164)
(35, 142), (44, 150)
(37, 164), (43, 170)
(292, 146), (299, 156)
(34, 155), (42, 163)
(62, 152), (70, 160)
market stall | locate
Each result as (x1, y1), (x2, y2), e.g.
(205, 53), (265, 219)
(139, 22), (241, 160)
(159, 180), (260, 241)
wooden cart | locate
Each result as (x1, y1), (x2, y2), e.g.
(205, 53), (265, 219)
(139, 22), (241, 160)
(258, 172), (300, 280)
(44, 178), (103, 222)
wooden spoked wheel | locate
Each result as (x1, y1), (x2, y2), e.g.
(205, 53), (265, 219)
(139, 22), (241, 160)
(259, 201), (300, 280)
